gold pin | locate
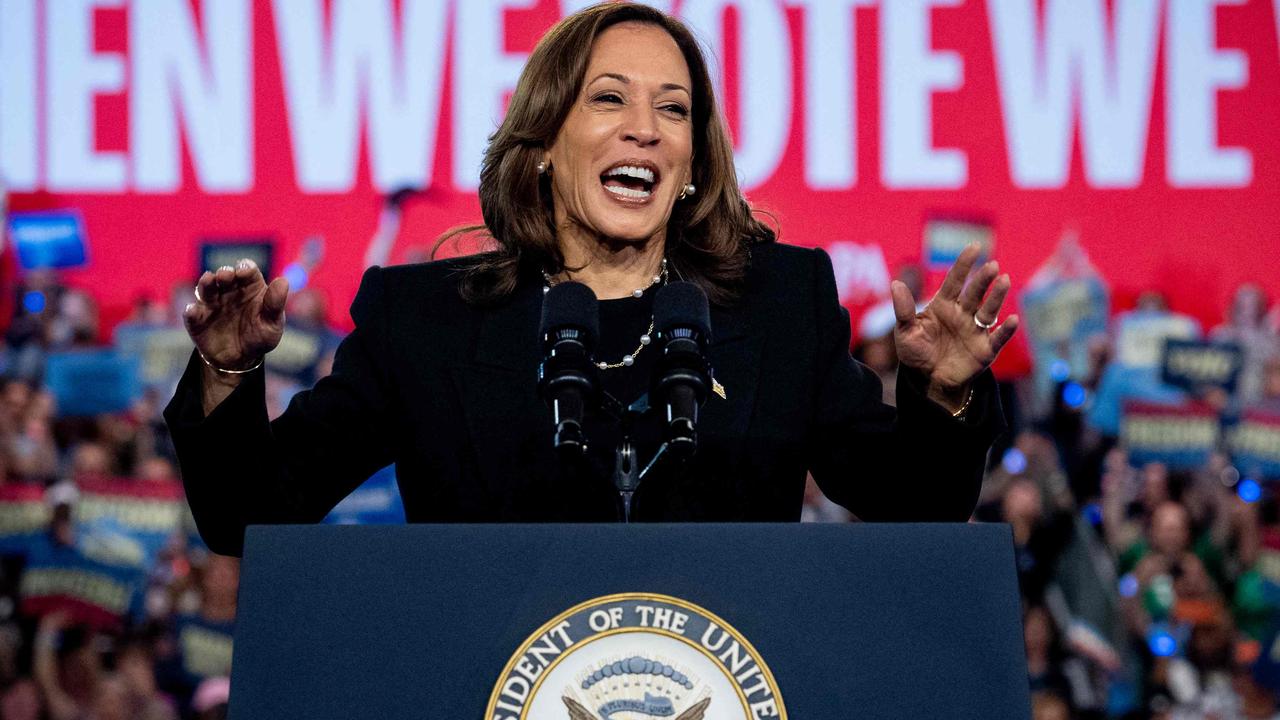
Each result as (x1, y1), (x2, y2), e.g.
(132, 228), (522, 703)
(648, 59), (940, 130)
(712, 377), (727, 400)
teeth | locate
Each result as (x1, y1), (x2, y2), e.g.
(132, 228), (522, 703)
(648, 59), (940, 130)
(604, 185), (651, 199)
(604, 165), (656, 183)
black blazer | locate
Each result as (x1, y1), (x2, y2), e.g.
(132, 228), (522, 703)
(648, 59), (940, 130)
(165, 242), (1005, 556)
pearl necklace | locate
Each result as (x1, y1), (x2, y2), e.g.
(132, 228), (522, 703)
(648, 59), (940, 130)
(542, 258), (669, 370)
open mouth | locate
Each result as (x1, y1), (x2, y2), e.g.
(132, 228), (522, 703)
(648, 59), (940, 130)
(600, 161), (660, 200)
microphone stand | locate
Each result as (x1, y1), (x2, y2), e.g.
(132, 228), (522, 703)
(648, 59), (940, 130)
(604, 393), (679, 523)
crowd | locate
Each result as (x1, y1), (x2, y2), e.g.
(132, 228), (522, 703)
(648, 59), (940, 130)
(1, 248), (1279, 718)
(849, 262), (1280, 718)
(0, 270), (255, 719)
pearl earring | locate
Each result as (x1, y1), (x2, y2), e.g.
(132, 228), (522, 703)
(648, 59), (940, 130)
(537, 161), (548, 175)
(679, 183), (696, 200)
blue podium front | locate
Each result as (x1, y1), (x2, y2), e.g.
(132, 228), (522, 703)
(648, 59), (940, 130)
(230, 523), (1030, 719)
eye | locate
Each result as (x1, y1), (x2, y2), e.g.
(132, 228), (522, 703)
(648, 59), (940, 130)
(661, 103), (689, 118)
(592, 92), (624, 104)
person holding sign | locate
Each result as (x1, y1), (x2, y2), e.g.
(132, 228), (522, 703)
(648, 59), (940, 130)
(165, 2), (1019, 556)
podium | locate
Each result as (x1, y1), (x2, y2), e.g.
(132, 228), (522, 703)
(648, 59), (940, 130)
(230, 523), (1031, 719)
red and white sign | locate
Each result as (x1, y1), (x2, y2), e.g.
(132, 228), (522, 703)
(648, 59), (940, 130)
(2, 0), (1278, 336)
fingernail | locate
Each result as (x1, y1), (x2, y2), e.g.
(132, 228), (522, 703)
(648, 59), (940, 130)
(218, 265), (234, 273)
(185, 303), (195, 314)
(237, 258), (255, 270)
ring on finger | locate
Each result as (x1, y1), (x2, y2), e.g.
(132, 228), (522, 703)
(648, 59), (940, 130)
(974, 313), (997, 330)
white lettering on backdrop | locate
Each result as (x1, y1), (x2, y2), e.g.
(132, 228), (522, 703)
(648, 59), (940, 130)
(0, 0), (38, 189)
(47, 0), (127, 192)
(130, 0), (252, 192)
(881, 0), (967, 189)
(987, 0), (1162, 189)
(789, 0), (874, 190)
(0, 0), (1265, 194)
(681, 0), (792, 190)
(1166, 0), (1251, 187)
(274, 0), (449, 192)
(453, 0), (536, 190)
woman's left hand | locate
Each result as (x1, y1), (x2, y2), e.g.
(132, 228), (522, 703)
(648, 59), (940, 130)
(891, 243), (1019, 413)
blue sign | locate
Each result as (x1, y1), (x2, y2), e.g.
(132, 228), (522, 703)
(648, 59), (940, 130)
(1230, 412), (1280, 480)
(20, 533), (145, 629)
(7, 210), (89, 269)
(1161, 339), (1244, 394)
(922, 216), (993, 270)
(44, 350), (141, 416)
(323, 465), (404, 525)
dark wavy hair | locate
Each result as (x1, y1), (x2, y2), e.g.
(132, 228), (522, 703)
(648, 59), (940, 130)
(436, 1), (774, 306)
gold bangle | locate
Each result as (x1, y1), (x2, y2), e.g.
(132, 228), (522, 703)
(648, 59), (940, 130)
(951, 386), (975, 418)
(197, 347), (264, 375)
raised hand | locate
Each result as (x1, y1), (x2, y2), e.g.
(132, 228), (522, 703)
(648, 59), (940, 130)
(891, 243), (1019, 412)
(183, 259), (289, 373)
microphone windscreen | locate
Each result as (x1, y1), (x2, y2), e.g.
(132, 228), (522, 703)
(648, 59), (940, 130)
(654, 282), (711, 340)
(540, 281), (599, 343)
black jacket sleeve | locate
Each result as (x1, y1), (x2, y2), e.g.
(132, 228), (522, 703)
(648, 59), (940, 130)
(163, 267), (397, 556)
(804, 248), (1005, 521)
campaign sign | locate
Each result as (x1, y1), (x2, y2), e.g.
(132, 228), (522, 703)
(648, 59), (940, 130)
(114, 326), (195, 388)
(323, 465), (404, 526)
(923, 216), (992, 271)
(1229, 411), (1280, 480)
(1114, 311), (1201, 369)
(75, 476), (185, 568)
(6, 210), (89, 269)
(0, 483), (49, 556)
(1121, 401), (1219, 470)
(268, 326), (327, 384)
(1088, 365), (1187, 438)
(1161, 340), (1244, 395)
(1021, 274), (1110, 407)
(172, 614), (236, 687)
(199, 239), (273, 280)
(43, 350), (141, 416)
(19, 533), (142, 630)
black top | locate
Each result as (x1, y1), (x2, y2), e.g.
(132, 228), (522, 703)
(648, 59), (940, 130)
(595, 290), (658, 404)
(165, 242), (1006, 557)
(584, 291), (662, 500)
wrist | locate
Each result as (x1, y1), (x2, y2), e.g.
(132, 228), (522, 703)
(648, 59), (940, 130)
(197, 347), (264, 377)
(201, 363), (245, 391)
(926, 380), (972, 416)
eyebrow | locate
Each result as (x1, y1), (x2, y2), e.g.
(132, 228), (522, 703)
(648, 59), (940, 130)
(588, 72), (691, 96)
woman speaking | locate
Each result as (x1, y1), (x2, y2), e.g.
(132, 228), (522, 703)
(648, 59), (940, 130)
(165, 2), (1019, 557)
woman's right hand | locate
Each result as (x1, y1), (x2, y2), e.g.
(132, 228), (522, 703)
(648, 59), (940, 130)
(184, 259), (289, 372)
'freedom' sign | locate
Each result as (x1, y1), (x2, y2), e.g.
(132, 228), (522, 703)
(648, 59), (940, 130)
(1122, 401), (1220, 471)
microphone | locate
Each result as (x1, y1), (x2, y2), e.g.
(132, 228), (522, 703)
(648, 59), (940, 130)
(652, 282), (712, 459)
(538, 282), (600, 456)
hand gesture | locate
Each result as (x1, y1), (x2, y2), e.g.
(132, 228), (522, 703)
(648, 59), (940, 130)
(183, 259), (289, 372)
(891, 244), (1019, 410)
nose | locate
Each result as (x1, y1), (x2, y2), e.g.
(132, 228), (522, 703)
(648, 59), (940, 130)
(621, 104), (660, 147)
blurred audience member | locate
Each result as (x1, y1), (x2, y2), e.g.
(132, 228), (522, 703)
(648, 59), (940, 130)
(1212, 285), (1278, 407)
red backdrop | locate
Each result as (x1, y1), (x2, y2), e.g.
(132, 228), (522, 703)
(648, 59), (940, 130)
(3, 0), (1278, 345)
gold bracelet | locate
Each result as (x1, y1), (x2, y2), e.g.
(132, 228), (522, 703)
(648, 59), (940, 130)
(951, 386), (975, 418)
(197, 347), (264, 375)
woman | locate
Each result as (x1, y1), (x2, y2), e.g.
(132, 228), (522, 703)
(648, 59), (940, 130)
(165, 2), (1019, 557)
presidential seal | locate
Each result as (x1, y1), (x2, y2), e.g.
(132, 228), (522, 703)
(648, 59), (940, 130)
(486, 593), (786, 720)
